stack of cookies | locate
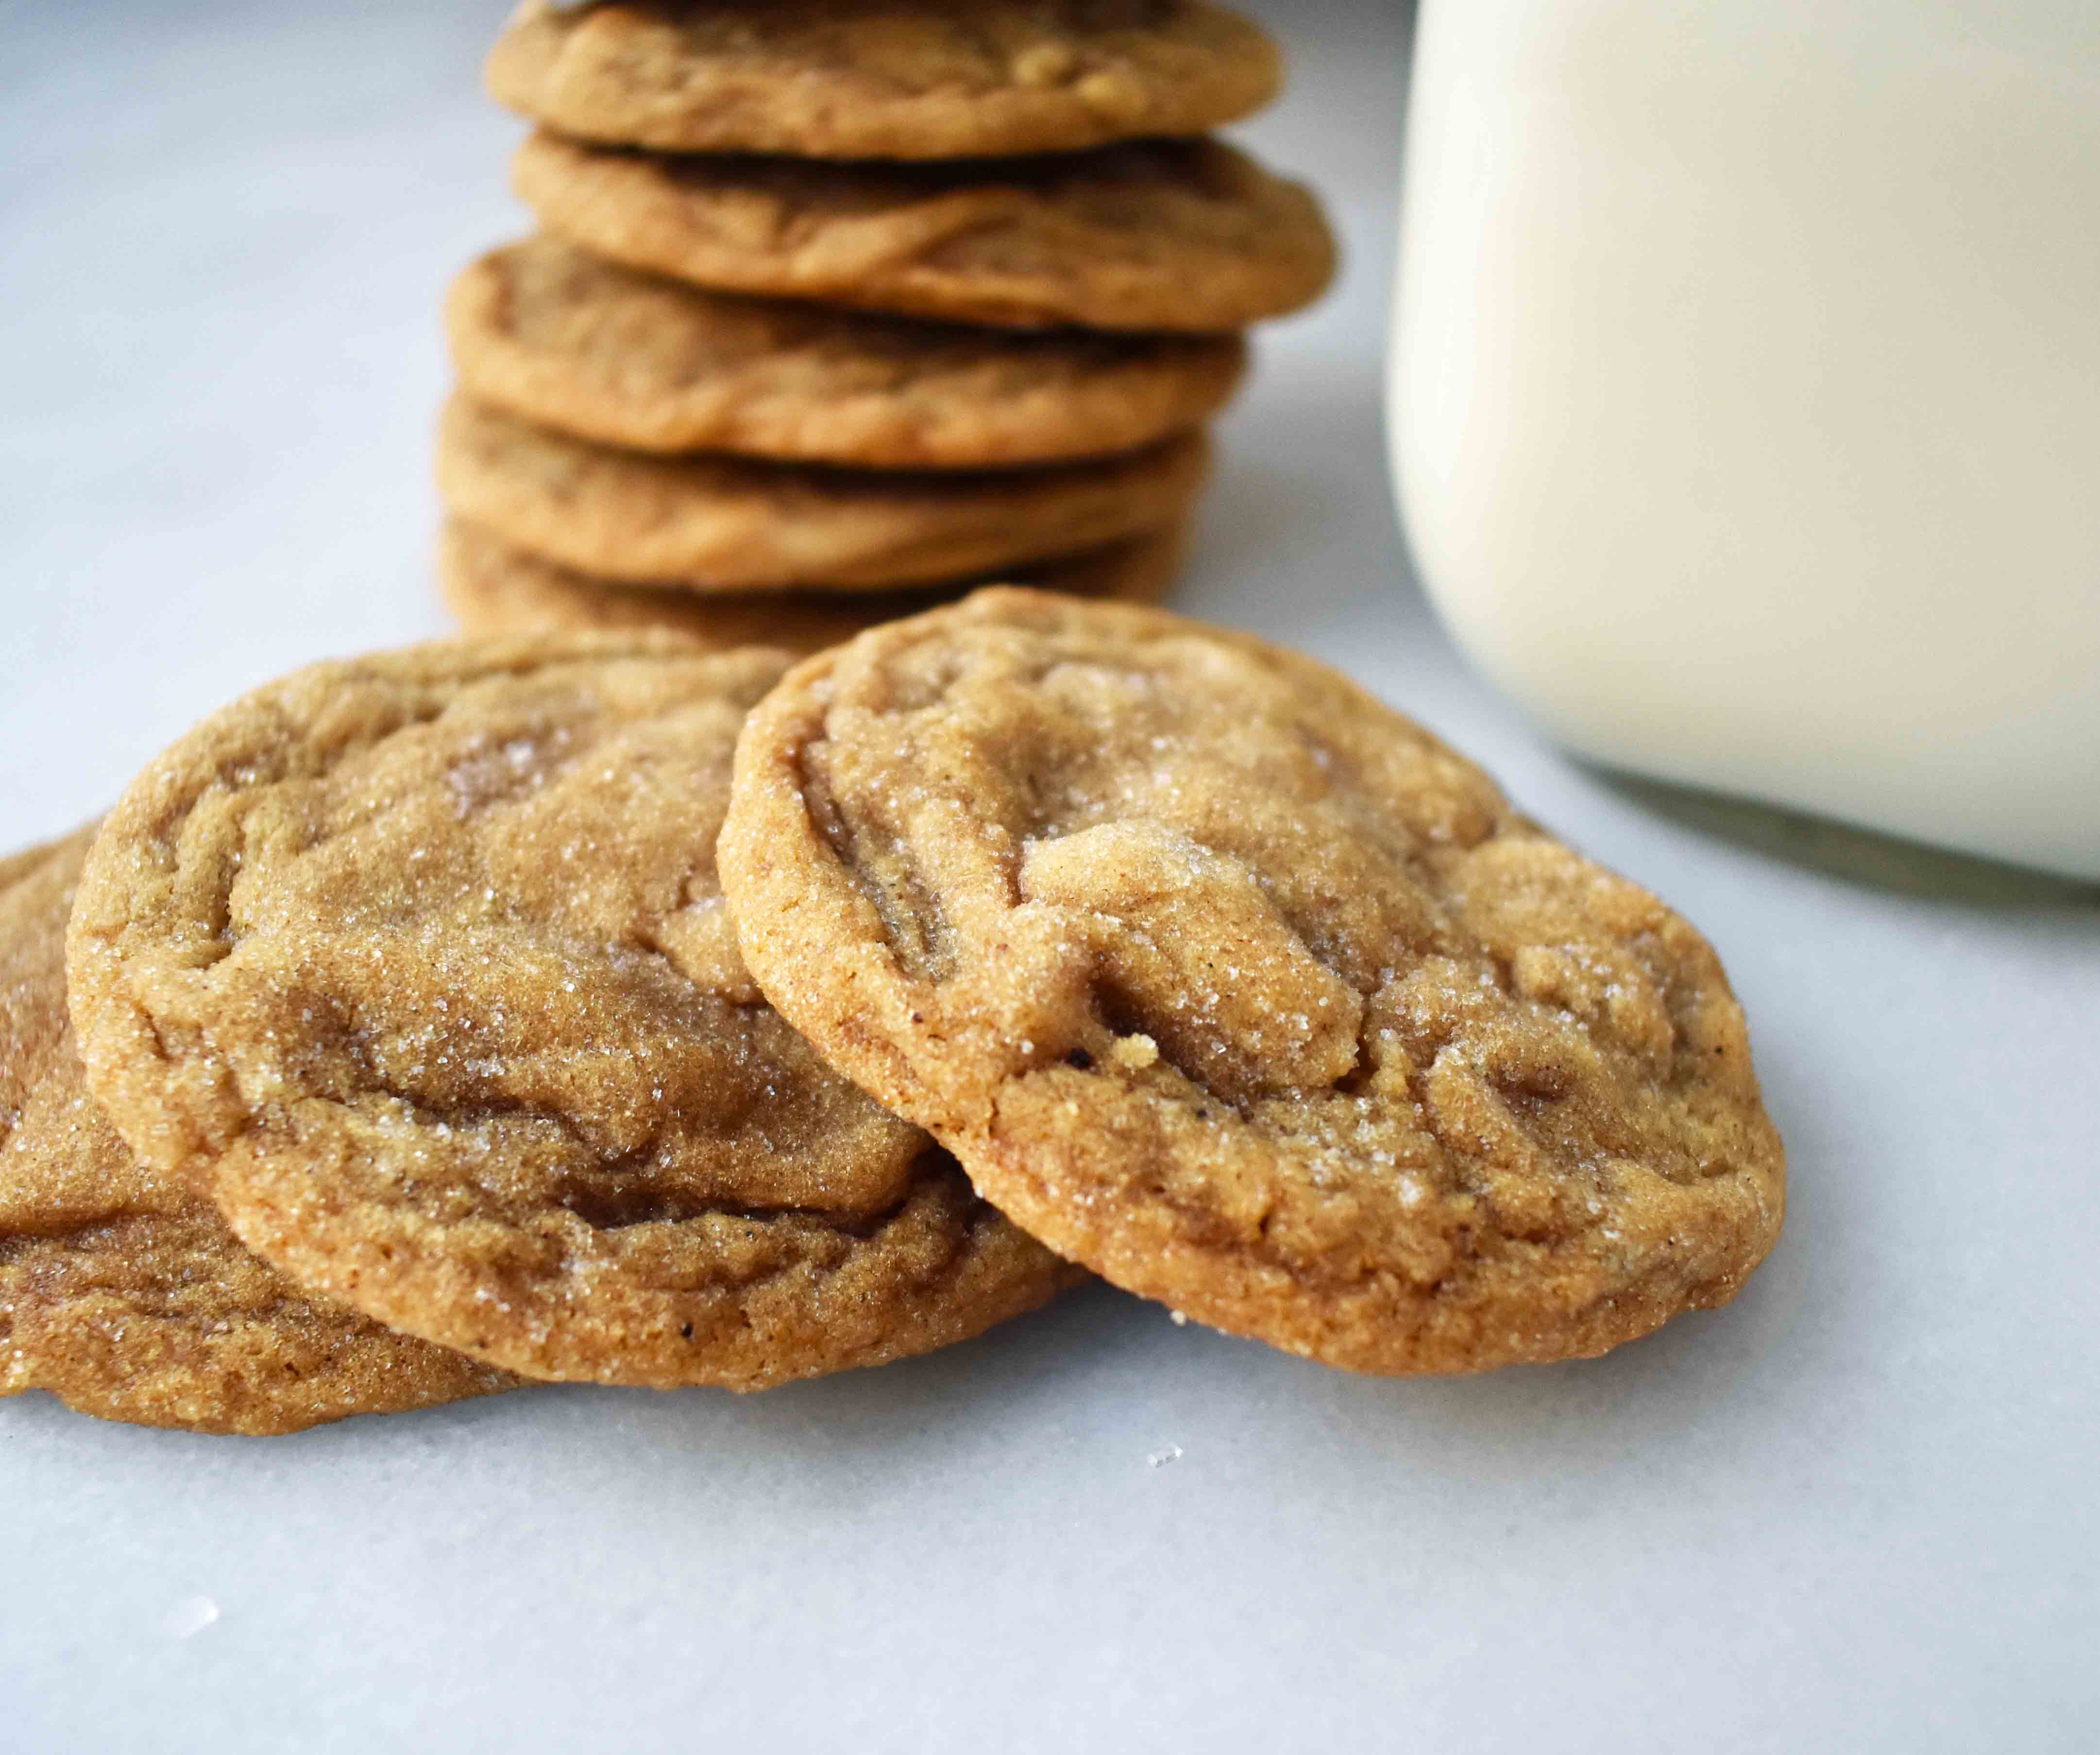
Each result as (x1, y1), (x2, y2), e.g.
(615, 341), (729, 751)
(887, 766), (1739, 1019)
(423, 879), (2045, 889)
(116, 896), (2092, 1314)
(4, 594), (1784, 1435)
(436, 0), (1335, 649)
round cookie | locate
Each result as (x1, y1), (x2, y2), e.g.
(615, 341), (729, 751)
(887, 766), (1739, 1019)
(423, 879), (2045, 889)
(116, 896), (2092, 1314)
(67, 636), (1081, 1389)
(447, 236), (1248, 469)
(437, 394), (1210, 592)
(718, 590), (1787, 1377)
(2, 829), (517, 1434)
(513, 131), (1336, 334)
(439, 517), (1185, 651)
(487, 0), (1282, 161)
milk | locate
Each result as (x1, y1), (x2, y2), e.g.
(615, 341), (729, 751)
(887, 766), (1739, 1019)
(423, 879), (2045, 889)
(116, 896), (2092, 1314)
(1390, 0), (2100, 880)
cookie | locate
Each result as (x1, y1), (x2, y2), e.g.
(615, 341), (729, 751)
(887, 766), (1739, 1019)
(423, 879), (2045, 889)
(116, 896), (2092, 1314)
(447, 236), (1248, 469)
(67, 636), (1079, 1389)
(437, 394), (1210, 592)
(718, 590), (1787, 1376)
(487, 0), (1282, 161)
(1, 829), (516, 1433)
(513, 131), (1336, 333)
(439, 517), (1185, 651)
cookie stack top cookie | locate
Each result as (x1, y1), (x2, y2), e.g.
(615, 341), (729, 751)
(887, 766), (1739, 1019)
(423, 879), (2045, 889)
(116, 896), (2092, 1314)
(439, 0), (1333, 650)
(485, 0), (1287, 161)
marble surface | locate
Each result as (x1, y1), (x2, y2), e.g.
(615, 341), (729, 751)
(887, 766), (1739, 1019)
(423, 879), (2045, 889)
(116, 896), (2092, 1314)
(2, 3), (2095, 1750)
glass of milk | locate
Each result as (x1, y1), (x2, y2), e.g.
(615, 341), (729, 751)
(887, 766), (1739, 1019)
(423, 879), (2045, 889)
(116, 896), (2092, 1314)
(1389, 0), (2100, 881)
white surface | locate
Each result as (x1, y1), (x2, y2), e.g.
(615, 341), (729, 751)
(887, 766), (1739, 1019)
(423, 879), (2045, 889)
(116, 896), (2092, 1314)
(2, 5), (2096, 1751)
(1390, 0), (2100, 880)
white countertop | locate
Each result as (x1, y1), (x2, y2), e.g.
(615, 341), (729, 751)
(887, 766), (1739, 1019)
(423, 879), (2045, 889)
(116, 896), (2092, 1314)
(3, 4), (2095, 1750)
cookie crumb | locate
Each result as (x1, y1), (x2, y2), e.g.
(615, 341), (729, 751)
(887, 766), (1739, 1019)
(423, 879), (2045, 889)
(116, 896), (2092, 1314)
(1110, 1033), (1160, 1071)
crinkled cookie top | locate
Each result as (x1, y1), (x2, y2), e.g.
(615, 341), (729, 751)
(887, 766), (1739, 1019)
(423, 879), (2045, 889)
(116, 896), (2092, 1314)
(720, 590), (1786, 1375)
(2, 829), (515, 1433)
(68, 634), (1077, 1389)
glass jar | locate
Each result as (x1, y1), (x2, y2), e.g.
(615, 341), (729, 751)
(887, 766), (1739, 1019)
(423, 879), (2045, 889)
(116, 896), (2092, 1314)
(1390, 0), (2100, 879)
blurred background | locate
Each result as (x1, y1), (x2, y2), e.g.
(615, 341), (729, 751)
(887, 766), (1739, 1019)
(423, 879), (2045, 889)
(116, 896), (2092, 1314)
(0, 0), (1414, 848)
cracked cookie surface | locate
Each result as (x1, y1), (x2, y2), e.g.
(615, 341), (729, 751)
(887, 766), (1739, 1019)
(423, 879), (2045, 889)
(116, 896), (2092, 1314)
(447, 236), (1246, 469)
(514, 132), (1335, 334)
(487, 0), (1281, 161)
(440, 517), (1185, 650)
(719, 590), (1786, 1375)
(3, 829), (516, 1432)
(438, 394), (1209, 592)
(67, 635), (1078, 1388)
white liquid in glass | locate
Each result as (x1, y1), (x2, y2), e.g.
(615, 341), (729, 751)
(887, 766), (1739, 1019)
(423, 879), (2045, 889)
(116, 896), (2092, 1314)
(1391, 0), (2100, 879)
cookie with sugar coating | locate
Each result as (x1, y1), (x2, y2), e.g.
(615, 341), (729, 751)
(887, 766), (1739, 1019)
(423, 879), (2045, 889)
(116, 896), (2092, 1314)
(1, 829), (519, 1434)
(67, 634), (1082, 1390)
(718, 589), (1787, 1377)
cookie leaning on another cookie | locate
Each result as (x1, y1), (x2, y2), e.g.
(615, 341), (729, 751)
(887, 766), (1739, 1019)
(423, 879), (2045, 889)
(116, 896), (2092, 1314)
(488, 0), (1282, 163)
(437, 395), (1210, 592)
(1, 830), (518, 1434)
(719, 589), (1787, 1377)
(447, 237), (1248, 469)
(67, 635), (1082, 1390)
(514, 132), (1337, 334)
(439, 517), (1185, 651)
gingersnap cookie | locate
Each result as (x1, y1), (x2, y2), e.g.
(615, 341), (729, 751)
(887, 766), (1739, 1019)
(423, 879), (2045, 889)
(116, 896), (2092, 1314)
(513, 131), (1336, 333)
(1, 829), (517, 1433)
(437, 395), (1209, 592)
(439, 517), (1184, 651)
(718, 590), (1787, 1377)
(447, 236), (1247, 469)
(67, 636), (1081, 1389)
(488, 0), (1281, 161)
